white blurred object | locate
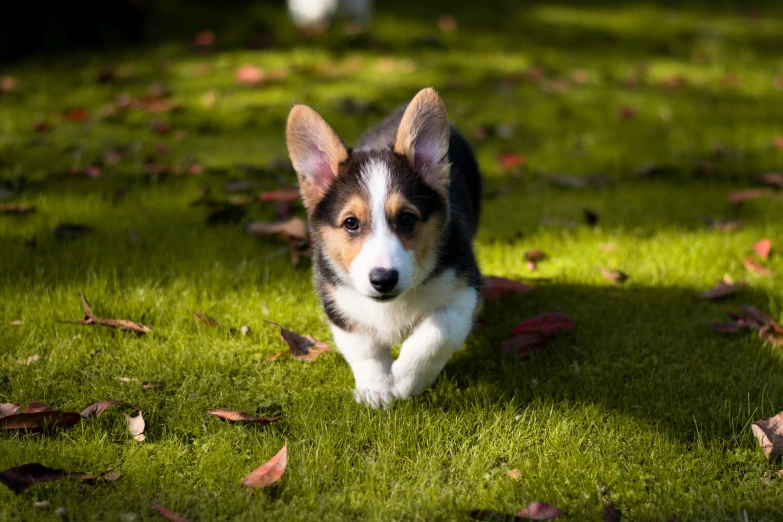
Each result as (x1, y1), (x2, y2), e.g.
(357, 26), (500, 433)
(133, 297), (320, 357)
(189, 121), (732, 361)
(287, 0), (373, 30)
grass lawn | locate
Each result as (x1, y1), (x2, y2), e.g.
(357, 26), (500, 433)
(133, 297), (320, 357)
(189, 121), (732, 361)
(2, 1), (783, 520)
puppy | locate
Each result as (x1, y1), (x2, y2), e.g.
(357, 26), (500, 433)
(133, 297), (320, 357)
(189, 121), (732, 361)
(287, 0), (373, 32)
(286, 88), (482, 408)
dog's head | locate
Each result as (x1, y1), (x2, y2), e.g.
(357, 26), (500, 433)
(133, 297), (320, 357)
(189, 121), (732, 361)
(286, 88), (451, 301)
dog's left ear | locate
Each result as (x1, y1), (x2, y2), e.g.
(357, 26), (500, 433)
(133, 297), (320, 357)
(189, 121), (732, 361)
(394, 88), (451, 195)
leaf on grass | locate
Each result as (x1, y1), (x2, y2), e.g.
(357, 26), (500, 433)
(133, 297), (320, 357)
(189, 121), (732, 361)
(496, 153), (526, 171)
(0, 404), (20, 418)
(207, 409), (283, 424)
(480, 277), (534, 300)
(63, 108), (91, 122)
(516, 501), (564, 520)
(728, 189), (778, 205)
(510, 313), (575, 336)
(150, 499), (190, 522)
(0, 464), (69, 494)
(709, 321), (747, 333)
(754, 239), (772, 260)
(124, 412), (146, 442)
(524, 250), (545, 271)
(23, 401), (56, 413)
(742, 306), (783, 334)
(235, 65), (264, 87)
(66, 292), (152, 334)
(258, 188), (300, 203)
(698, 279), (746, 300)
(265, 321), (331, 361)
(599, 242), (617, 252)
(244, 218), (308, 241)
(743, 256), (773, 276)
(0, 203), (35, 215)
(761, 329), (783, 347)
(16, 354), (39, 365)
(177, 305), (219, 327)
(600, 268), (628, 284)
(241, 442), (288, 488)
(206, 204), (246, 226)
(752, 411), (783, 459)
(756, 172), (783, 189)
(501, 331), (549, 358)
(80, 400), (140, 418)
(0, 410), (81, 433)
(604, 502), (622, 522)
(262, 352), (283, 364)
(52, 223), (93, 240)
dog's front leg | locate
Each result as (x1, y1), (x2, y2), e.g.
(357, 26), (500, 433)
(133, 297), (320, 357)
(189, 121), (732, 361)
(392, 287), (478, 399)
(330, 324), (396, 408)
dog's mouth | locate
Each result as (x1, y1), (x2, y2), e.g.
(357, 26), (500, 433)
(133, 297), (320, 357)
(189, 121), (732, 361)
(370, 293), (400, 302)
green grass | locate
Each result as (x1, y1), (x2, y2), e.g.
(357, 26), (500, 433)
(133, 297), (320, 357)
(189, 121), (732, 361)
(2, 1), (783, 520)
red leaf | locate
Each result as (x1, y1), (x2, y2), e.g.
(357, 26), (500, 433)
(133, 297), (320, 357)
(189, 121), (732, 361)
(756, 172), (783, 189)
(258, 188), (300, 203)
(496, 153), (526, 171)
(265, 321), (331, 361)
(150, 499), (190, 522)
(515, 501), (564, 520)
(501, 332), (549, 358)
(437, 15), (457, 32)
(743, 256), (773, 276)
(241, 442), (288, 487)
(23, 401), (56, 413)
(0, 464), (68, 494)
(0, 203), (35, 214)
(80, 400), (140, 418)
(728, 189), (778, 204)
(698, 280), (746, 300)
(0, 410), (81, 433)
(235, 65), (264, 87)
(192, 30), (215, 47)
(207, 409), (283, 424)
(754, 239), (772, 260)
(480, 277), (534, 301)
(33, 121), (52, 133)
(510, 313), (575, 336)
(63, 108), (91, 122)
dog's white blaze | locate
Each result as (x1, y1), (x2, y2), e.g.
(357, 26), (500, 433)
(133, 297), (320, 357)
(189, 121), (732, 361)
(348, 159), (414, 296)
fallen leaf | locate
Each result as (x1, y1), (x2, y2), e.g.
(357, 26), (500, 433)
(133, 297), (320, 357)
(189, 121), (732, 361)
(150, 499), (190, 522)
(0, 203), (35, 215)
(192, 29), (215, 47)
(52, 223), (93, 240)
(80, 400), (140, 418)
(480, 277), (534, 300)
(0, 404), (20, 418)
(599, 242), (617, 252)
(207, 409), (283, 424)
(754, 239), (772, 260)
(728, 189), (778, 205)
(178, 305), (219, 327)
(496, 153), (526, 171)
(23, 401), (56, 413)
(510, 313), (575, 336)
(65, 292), (152, 334)
(438, 14), (457, 32)
(258, 188), (300, 203)
(0, 410), (81, 433)
(33, 121), (53, 133)
(698, 280), (746, 300)
(16, 354), (39, 365)
(0, 464), (68, 494)
(709, 321), (747, 333)
(752, 411), (783, 459)
(501, 331), (549, 358)
(760, 328), (783, 347)
(756, 172), (783, 189)
(63, 108), (91, 122)
(10, 320), (23, 326)
(744, 256), (773, 276)
(33, 501), (49, 509)
(600, 268), (628, 284)
(262, 352), (283, 364)
(235, 65), (264, 87)
(124, 412), (146, 442)
(506, 469), (523, 480)
(0, 75), (19, 92)
(604, 502), (622, 522)
(149, 121), (172, 135)
(244, 218), (308, 241)
(241, 442), (288, 487)
(516, 501), (564, 520)
(265, 321), (331, 361)
(741, 306), (783, 334)
(524, 250), (545, 271)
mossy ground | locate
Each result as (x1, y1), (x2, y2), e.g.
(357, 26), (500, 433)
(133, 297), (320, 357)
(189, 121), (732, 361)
(2, 1), (783, 520)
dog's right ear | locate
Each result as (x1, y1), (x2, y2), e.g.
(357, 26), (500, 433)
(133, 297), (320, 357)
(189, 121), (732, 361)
(286, 105), (349, 209)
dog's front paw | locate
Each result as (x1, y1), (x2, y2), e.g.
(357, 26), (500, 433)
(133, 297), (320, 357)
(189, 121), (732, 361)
(392, 362), (432, 399)
(354, 382), (399, 409)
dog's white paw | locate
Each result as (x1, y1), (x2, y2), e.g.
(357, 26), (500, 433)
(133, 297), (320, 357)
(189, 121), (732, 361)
(354, 382), (399, 409)
(392, 362), (433, 399)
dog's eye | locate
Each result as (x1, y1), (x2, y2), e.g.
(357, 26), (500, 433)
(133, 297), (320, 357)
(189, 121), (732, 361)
(398, 212), (417, 228)
(343, 217), (360, 231)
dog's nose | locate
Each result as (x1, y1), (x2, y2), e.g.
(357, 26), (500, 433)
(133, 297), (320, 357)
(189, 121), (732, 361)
(369, 268), (399, 293)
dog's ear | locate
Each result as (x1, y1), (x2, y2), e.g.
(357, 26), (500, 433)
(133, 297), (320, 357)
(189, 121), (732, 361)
(394, 88), (451, 195)
(286, 105), (349, 209)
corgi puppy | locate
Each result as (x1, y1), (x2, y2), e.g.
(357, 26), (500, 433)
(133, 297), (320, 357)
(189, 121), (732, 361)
(286, 88), (482, 408)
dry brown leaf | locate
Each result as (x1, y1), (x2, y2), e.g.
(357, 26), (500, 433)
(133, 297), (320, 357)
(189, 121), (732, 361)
(178, 305), (219, 327)
(262, 352), (283, 364)
(524, 250), (545, 271)
(244, 218), (308, 241)
(728, 189), (778, 205)
(501, 331), (549, 358)
(241, 442), (288, 488)
(150, 499), (190, 522)
(0, 410), (81, 433)
(207, 409), (283, 424)
(16, 354), (39, 365)
(752, 411), (783, 459)
(698, 280), (746, 300)
(516, 501), (564, 520)
(0, 464), (69, 494)
(0, 203), (35, 214)
(235, 65), (264, 87)
(600, 268), (629, 284)
(754, 239), (772, 260)
(604, 502), (622, 522)
(66, 292), (152, 334)
(0, 404), (20, 418)
(23, 402), (56, 413)
(124, 412), (146, 442)
(265, 321), (331, 361)
(480, 277), (534, 300)
(506, 469), (523, 480)
(744, 256), (773, 276)
(80, 400), (140, 418)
